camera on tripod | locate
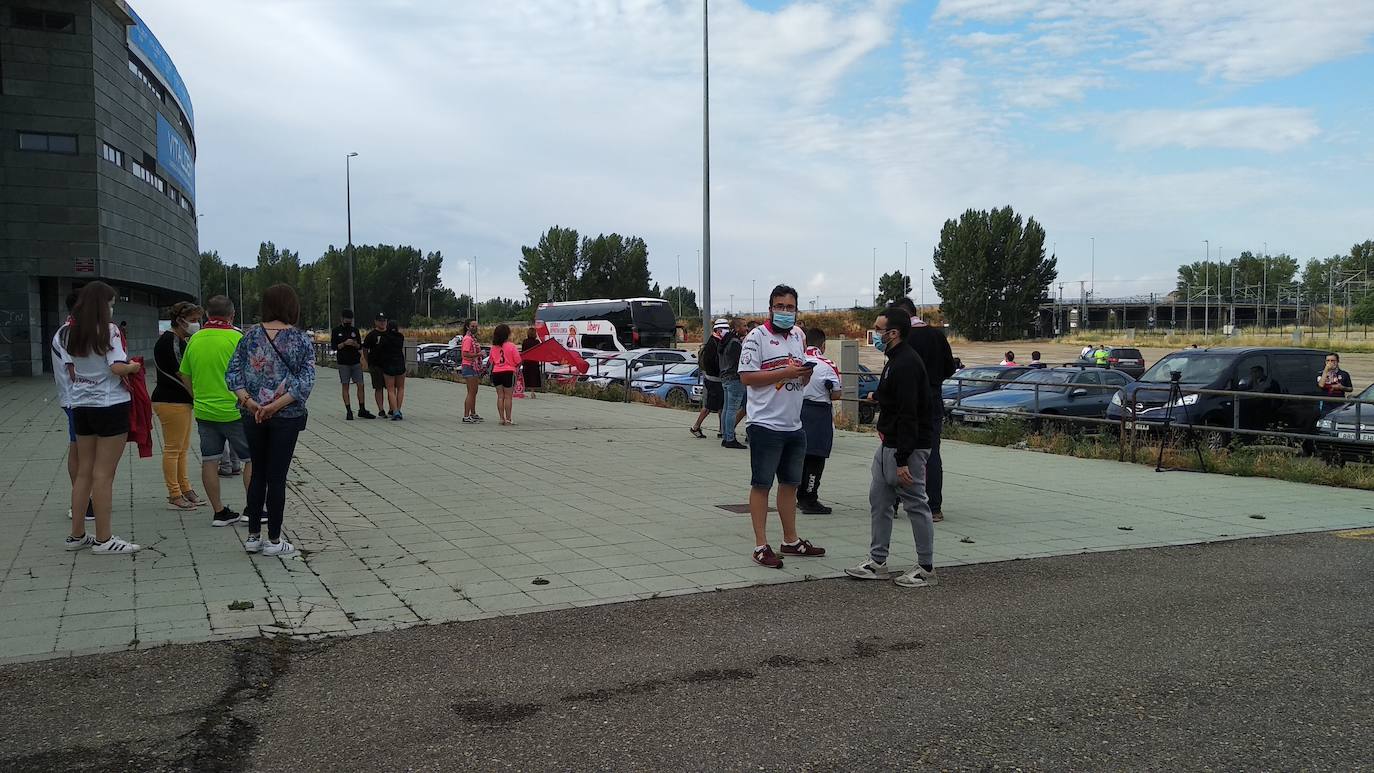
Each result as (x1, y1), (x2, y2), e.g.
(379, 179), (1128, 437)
(1169, 370), (1183, 383)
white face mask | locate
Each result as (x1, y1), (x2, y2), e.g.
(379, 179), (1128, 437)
(184, 321), (201, 335)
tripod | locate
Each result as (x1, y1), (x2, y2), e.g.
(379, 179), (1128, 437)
(1154, 373), (1206, 473)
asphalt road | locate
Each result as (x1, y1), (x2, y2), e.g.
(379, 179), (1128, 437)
(3, 531), (1371, 772)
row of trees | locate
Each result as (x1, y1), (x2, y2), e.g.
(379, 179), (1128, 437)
(198, 243), (524, 330)
(516, 223), (700, 315)
(1174, 240), (1373, 303)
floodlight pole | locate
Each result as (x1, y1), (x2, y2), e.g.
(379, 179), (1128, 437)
(700, 0), (712, 329)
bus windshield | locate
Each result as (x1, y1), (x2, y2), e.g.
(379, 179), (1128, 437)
(630, 301), (677, 348)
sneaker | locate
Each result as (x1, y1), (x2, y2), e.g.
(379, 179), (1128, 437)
(462, 416), (477, 424)
(845, 559), (890, 580)
(931, 510), (944, 523)
(797, 499), (833, 515)
(218, 468), (235, 478)
(64, 533), (99, 551)
(357, 409), (376, 420)
(381, 409), (391, 418)
(893, 566), (938, 588)
(263, 539), (297, 557)
(751, 545), (783, 569)
(243, 534), (263, 553)
(67, 499), (95, 521)
(472, 414), (485, 423)
(346, 408), (354, 421)
(91, 536), (141, 555)
(689, 427), (705, 438)
(211, 508), (241, 527)
(722, 440), (747, 450)
(780, 538), (825, 557)
(391, 411), (403, 421)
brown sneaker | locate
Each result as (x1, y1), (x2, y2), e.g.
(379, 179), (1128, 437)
(931, 510), (944, 523)
(752, 545), (784, 569)
(780, 538), (826, 557)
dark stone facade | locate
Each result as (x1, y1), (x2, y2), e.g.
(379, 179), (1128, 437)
(0, 0), (197, 376)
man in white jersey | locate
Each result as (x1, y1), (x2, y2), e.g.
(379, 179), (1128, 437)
(738, 284), (827, 569)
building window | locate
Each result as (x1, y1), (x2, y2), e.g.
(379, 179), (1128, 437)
(17, 131), (78, 154)
(152, 175), (165, 193)
(101, 142), (124, 167)
(131, 159), (155, 185)
(11, 8), (75, 33)
(127, 54), (167, 104)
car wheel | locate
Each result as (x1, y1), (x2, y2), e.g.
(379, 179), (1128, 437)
(665, 387), (688, 407)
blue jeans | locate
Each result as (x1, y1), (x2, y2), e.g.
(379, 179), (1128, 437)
(721, 379), (745, 441)
(747, 425), (807, 489)
(242, 414), (306, 541)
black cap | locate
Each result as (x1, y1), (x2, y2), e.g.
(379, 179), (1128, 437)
(341, 308), (354, 318)
(375, 312), (387, 320)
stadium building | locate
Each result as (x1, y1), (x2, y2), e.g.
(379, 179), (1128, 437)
(1, 0), (197, 376)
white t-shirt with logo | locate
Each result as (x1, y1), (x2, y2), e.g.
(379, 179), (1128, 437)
(54, 323), (130, 408)
(738, 323), (806, 432)
(802, 348), (839, 404)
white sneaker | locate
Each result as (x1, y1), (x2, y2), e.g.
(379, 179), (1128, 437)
(262, 539), (296, 557)
(64, 533), (99, 551)
(66, 506), (95, 521)
(893, 567), (938, 588)
(243, 535), (263, 553)
(845, 559), (890, 580)
(90, 536), (141, 555)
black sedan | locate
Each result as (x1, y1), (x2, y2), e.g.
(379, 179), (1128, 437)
(1315, 384), (1374, 462)
(942, 365), (1032, 411)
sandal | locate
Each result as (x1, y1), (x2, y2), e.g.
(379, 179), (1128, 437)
(182, 490), (206, 507)
(689, 427), (705, 438)
(167, 496), (197, 511)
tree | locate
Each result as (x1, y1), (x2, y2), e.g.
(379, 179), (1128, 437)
(876, 271), (911, 307)
(1175, 252), (1299, 303)
(519, 226), (581, 304)
(660, 286), (700, 318)
(931, 206), (1056, 341)
(1352, 292), (1374, 326)
(519, 226), (654, 303)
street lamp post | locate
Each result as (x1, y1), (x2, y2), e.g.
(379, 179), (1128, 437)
(872, 247), (877, 306)
(904, 241), (908, 296)
(1090, 236), (1095, 303)
(1204, 239), (1210, 333)
(326, 275), (331, 325)
(751, 279), (755, 317)
(700, 0), (712, 336)
(346, 152), (359, 315)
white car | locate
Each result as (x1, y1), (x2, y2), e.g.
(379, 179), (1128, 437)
(416, 343), (453, 363)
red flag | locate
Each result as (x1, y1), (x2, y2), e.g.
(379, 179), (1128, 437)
(519, 338), (589, 373)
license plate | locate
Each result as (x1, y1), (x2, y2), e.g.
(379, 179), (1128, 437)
(1339, 431), (1357, 440)
(964, 414), (989, 423)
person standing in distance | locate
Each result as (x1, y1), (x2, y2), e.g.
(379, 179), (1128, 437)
(893, 297), (956, 522)
(1318, 353), (1353, 414)
(460, 319), (485, 423)
(846, 306), (937, 588)
(380, 319), (408, 421)
(331, 309), (373, 420)
(179, 295), (253, 528)
(152, 301), (206, 511)
(798, 326), (841, 515)
(718, 317), (748, 448)
(489, 323), (523, 425)
(55, 281), (142, 554)
(738, 284), (826, 568)
(689, 319), (729, 438)
(52, 290), (95, 523)
(360, 313), (391, 418)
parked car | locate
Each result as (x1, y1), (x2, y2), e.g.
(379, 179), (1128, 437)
(416, 343), (452, 363)
(580, 348), (696, 387)
(942, 365), (1032, 411)
(1075, 347), (1148, 379)
(1314, 383), (1374, 463)
(1106, 347), (1331, 442)
(631, 363), (703, 406)
(950, 367), (1133, 425)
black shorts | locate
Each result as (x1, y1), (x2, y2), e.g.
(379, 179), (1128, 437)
(491, 371), (515, 388)
(72, 404), (130, 438)
(704, 380), (724, 411)
(383, 362), (406, 377)
(369, 368), (386, 390)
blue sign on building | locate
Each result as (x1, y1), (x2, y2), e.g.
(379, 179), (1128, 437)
(127, 5), (194, 128)
(157, 114), (195, 201)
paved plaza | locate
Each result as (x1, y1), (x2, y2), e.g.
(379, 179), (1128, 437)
(2, 371), (1372, 663)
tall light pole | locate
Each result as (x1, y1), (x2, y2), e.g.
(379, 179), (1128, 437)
(345, 151), (358, 314)
(700, 0), (712, 336)
(872, 247), (877, 306)
(326, 275), (331, 325)
(1090, 236), (1095, 302)
(904, 240), (909, 296)
(920, 268), (925, 314)
(751, 279), (755, 317)
(473, 255), (479, 326)
(1203, 239), (1210, 333)
(675, 254), (682, 318)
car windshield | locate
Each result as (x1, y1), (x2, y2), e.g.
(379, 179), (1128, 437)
(638, 363), (697, 378)
(1140, 353), (1231, 384)
(946, 367), (1004, 386)
(1005, 370), (1074, 392)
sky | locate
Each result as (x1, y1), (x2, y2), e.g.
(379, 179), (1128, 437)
(139, 0), (1374, 314)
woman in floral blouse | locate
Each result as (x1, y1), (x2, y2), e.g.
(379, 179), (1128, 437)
(226, 283), (316, 558)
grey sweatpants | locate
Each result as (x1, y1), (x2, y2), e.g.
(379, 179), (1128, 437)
(868, 446), (933, 567)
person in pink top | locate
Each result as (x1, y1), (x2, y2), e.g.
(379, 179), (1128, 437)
(488, 323), (523, 425)
(459, 319), (484, 423)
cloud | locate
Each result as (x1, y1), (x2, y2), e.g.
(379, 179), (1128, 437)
(1086, 107), (1321, 152)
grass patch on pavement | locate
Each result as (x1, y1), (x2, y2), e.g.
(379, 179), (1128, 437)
(943, 419), (1374, 491)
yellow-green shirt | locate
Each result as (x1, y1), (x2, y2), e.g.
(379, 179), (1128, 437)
(179, 327), (243, 422)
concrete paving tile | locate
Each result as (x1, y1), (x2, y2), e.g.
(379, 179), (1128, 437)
(471, 592), (543, 612)
(0, 634), (59, 657)
(57, 626), (135, 652)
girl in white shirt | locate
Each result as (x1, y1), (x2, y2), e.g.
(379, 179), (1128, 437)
(55, 281), (142, 555)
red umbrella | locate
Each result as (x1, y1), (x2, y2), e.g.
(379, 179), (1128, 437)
(519, 338), (589, 374)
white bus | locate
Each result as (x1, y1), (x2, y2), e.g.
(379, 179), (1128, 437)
(534, 298), (678, 352)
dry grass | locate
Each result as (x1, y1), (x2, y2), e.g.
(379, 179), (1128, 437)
(1058, 329), (1374, 353)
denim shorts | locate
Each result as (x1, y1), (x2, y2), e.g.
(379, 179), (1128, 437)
(197, 417), (251, 462)
(460, 365), (478, 378)
(747, 425), (807, 488)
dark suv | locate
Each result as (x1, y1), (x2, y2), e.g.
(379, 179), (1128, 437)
(1076, 347), (1147, 379)
(1106, 347), (1330, 438)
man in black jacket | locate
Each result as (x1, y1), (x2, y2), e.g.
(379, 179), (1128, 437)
(893, 297), (955, 521)
(845, 306), (938, 588)
(690, 319), (729, 438)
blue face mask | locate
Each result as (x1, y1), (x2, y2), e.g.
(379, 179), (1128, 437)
(771, 311), (796, 329)
(874, 334), (887, 353)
